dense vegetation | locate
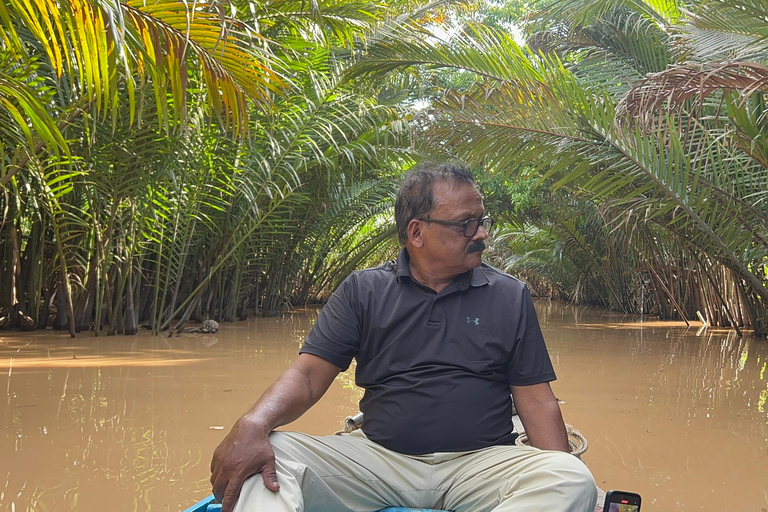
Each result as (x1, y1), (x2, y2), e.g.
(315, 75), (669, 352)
(351, 0), (768, 335)
(3, 0), (768, 336)
(0, 0), (432, 335)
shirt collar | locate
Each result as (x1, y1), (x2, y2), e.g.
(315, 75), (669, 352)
(469, 263), (490, 288)
(395, 246), (489, 289)
(395, 246), (413, 282)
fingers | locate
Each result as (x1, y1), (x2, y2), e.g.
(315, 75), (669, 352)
(210, 466), (226, 504)
(260, 458), (280, 492)
(210, 448), (227, 502)
(221, 479), (245, 512)
(210, 427), (278, 510)
(219, 468), (277, 512)
(211, 453), (279, 510)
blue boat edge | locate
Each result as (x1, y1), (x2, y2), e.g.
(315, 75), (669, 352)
(182, 495), (221, 512)
(181, 494), (448, 512)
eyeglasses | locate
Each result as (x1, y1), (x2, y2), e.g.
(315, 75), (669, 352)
(418, 216), (493, 238)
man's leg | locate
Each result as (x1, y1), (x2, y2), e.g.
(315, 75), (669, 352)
(233, 431), (438, 512)
(438, 445), (597, 512)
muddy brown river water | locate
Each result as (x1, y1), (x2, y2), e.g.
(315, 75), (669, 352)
(1, 301), (766, 511)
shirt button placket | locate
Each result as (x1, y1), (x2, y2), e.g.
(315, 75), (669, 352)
(427, 295), (442, 327)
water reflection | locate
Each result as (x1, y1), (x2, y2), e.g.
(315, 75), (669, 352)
(1, 304), (766, 511)
(538, 305), (768, 510)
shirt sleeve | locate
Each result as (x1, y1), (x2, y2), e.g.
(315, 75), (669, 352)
(505, 285), (557, 386)
(299, 273), (362, 371)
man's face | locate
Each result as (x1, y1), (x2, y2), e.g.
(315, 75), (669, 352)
(417, 180), (488, 276)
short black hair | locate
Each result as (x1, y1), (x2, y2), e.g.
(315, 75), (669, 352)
(394, 161), (476, 244)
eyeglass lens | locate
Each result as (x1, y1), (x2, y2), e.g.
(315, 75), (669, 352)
(465, 218), (493, 237)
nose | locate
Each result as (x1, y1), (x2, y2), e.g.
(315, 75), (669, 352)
(473, 223), (489, 240)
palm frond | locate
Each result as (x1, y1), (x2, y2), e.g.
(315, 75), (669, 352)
(346, 22), (556, 85)
(240, 0), (384, 48)
(617, 61), (768, 123)
(533, 0), (681, 28)
(1, 0), (287, 136)
(677, 1), (768, 62)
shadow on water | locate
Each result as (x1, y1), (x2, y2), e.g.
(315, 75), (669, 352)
(1, 303), (766, 511)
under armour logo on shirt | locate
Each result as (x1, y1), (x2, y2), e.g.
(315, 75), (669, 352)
(466, 317), (480, 325)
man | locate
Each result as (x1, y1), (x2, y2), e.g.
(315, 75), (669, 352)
(210, 162), (597, 512)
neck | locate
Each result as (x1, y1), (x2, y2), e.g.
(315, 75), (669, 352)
(408, 258), (458, 293)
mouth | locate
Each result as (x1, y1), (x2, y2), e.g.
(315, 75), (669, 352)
(467, 241), (486, 254)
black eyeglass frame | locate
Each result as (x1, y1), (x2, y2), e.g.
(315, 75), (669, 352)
(417, 216), (493, 238)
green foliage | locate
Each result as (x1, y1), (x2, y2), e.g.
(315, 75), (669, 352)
(10, 0), (768, 337)
(479, 1), (534, 28)
(478, 168), (547, 227)
(347, 0), (768, 334)
(0, 0), (446, 334)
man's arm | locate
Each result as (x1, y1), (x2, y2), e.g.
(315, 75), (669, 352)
(510, 382), (570, 452)
(210, 353), (341, 512)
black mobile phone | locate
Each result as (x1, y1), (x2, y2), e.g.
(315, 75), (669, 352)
(604, 490), (641, 512)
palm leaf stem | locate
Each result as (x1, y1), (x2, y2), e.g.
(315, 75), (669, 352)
(32, 166), (76, 337)
(161, 188), (298, 331)
(600, 134), (768, 304)
(156, 177), (204, 332)
(173, 77), (357, 302)
(630, 239), (690, 324)
(693, 250), (743, 335)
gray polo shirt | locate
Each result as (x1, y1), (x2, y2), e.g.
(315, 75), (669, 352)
(300, 247), (556, 455)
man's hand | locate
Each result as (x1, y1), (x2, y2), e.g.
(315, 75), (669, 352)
(210, 417), (277, 512)
(209, 354), (341, 512)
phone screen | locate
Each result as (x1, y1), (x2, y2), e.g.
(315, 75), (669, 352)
(607, 504), (639, 512)
(605, 491), (641, 512)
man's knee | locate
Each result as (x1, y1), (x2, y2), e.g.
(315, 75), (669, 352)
(546, 452), (598, 507)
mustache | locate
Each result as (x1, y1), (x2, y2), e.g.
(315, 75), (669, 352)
(467, 240), (486, 253)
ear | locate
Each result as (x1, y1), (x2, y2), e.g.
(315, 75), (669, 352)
(407, 219), (424, 248)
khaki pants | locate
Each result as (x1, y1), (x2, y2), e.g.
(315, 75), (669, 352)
(234, 430), (598, 512)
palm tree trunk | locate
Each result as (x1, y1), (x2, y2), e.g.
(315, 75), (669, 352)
(8, 219), (22, 328)
(74, 252), (99, 332)
(21, 217), (44, 328)
(109, 264), (124, 335)
(0, 195), (16, 320)
(124, 263), (137, 335)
